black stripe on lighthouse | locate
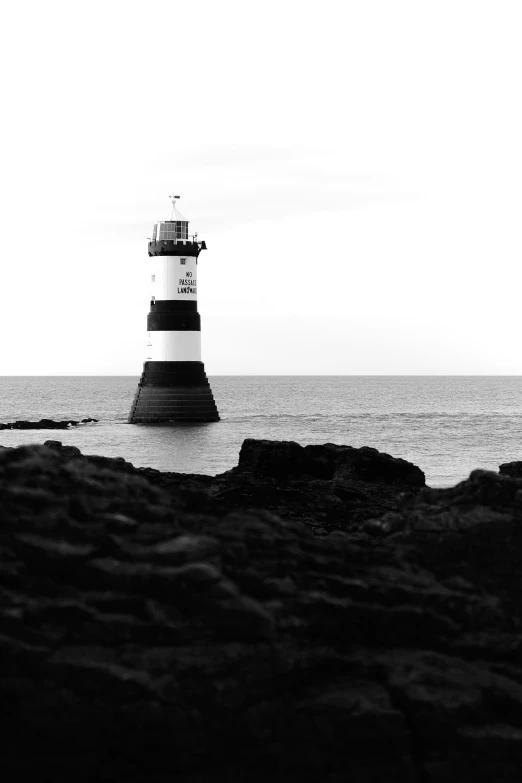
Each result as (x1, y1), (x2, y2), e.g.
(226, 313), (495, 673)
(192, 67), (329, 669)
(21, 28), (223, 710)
(147, 311), (201, 331)
(151, 300), (198, 312)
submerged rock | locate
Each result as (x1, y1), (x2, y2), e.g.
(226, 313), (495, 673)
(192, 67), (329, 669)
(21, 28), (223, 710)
(2, 440), (522, 781)
(0, 417), (97, 430)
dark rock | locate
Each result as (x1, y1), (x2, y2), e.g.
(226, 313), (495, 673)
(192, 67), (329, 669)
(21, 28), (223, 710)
(375, 468), (522, 619)
(235, 438), (425, 485)
(499, 460), (522, 479)
(40, 439), (425, 534)
(0, 417), (98, 431)
(44, 440), (83, 459)
(4, 441), (522, 781)
(208, 439), (426, 533)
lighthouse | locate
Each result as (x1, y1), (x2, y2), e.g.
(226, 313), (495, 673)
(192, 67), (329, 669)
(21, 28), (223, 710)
(128, 196), (220, 423)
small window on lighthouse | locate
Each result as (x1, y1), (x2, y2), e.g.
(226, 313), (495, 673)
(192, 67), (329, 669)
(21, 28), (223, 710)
(151, 275), (155, 282)
(180, 259), (186, 265)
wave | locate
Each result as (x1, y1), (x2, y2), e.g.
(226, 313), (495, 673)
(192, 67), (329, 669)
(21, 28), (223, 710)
(225, 412), (522, 422)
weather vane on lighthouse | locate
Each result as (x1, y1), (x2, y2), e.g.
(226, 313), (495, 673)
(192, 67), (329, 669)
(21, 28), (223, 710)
(168, 193), (181, 216)
(128, 195), (219, 423)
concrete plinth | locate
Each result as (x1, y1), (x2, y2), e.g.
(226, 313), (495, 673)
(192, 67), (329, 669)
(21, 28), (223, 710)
(128, 361), (219, 423)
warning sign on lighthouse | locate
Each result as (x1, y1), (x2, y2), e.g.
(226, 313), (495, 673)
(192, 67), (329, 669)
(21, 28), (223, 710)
(178, 271), (197, 295)
(150, 256), (198, 301)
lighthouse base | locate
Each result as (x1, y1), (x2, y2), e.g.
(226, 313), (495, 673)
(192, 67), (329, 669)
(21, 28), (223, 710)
(128, 361), (220, 424)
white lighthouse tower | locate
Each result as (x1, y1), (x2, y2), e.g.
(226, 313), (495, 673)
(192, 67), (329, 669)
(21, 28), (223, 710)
(128, 196), (219, 423)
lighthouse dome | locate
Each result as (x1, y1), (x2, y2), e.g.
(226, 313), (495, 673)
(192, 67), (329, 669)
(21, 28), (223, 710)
(170, 205), (188, 222)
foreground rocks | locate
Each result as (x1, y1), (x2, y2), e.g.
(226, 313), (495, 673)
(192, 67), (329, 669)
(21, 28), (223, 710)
(2, 439), (522, 781)
(153, 438), (427, 535)
(0, 417), (98, 430)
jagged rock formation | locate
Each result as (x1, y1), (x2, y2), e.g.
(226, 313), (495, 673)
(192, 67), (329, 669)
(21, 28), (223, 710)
(0, 417), (97, 431)
(151, 438), (427, 535)
(2, 440), (522, 781)
(368, 468), (522, 620)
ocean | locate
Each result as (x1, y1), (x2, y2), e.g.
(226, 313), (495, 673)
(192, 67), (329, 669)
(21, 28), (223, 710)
(0, 376), (521, 487)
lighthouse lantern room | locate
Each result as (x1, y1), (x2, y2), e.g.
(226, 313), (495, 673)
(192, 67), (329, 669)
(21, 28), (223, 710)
(128, 196), (219, 423)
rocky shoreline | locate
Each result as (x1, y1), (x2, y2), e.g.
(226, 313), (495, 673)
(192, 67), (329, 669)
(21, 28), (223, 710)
(0, 417), (98, 431)
(3, 437), (522, 781)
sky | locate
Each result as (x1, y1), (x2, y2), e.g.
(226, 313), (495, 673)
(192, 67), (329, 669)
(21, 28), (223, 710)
(1, 0), (521, 374)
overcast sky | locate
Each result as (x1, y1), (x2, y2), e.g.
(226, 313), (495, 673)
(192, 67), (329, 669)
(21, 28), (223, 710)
(1, 0), (521, 374)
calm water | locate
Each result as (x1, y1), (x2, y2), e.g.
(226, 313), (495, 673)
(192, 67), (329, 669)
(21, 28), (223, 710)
(1, 376), (521, 487)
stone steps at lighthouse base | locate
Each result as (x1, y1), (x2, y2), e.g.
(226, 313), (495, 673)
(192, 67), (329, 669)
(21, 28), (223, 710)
(129, 390), (219, 423)
(128, 363), (220, 424)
